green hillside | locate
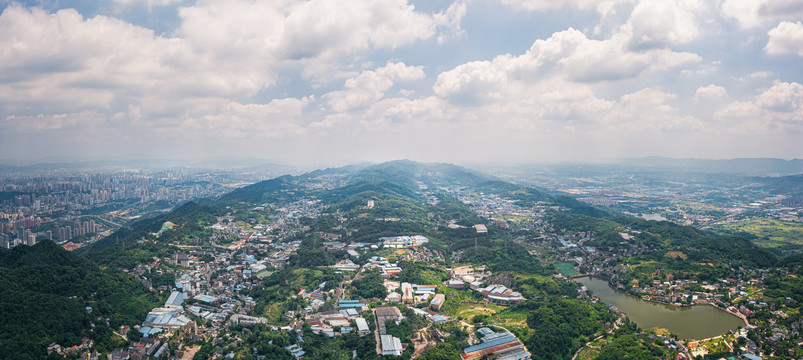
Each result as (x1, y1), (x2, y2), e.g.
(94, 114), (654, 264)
(0, 241), (162, 359)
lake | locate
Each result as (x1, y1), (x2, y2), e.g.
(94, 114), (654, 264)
(575, 277), (744, 340)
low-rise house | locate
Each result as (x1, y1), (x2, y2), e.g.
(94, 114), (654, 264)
(381, 334), (403, 356)
(430, 294), (446, 311)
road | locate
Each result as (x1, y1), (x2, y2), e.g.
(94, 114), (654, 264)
(411, 325), (433, 358)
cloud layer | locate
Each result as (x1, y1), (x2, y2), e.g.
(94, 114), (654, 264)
(0, 0), (801, 164)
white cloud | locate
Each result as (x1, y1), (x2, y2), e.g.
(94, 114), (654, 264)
(434, 1), (467, 44)
(0, 5), (270, 117)
(182, 96), (314, 138)
(714, 101), (763, 119)
(738, 71), (775, 81)
(625, 0), (703, 49)
(176, 0), (456, 82)
(756, 80), (803, 113)
(714, 80), (803, 133)
(722, 0), (803, 29)
(721, 0), (763, 28)
(694, 84), (728, 102)
(112, 0), (181, 7)
(0, 2), (453, 134)
(765, 21), (803, 56)
(433, 28), (699, 103)
(604, 88), (703, 131)
(324, 62), (426, 112)
(497, 0), (633, 16)
(0, 1), (800, 162)
(432, 59), (507, 104)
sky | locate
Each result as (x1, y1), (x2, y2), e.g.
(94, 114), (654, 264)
(0, 0), (801, 165)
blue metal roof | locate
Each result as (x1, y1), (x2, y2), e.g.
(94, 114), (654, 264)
(463, 334), (517, 353)
(339, 303), (365, 308)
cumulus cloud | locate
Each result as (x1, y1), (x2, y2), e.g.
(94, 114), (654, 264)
(0, 1), (799, 162)
(176, 0), (459, 81)
(695, 84), (728, 102)
(0, 5), (270, 117)
(625, 0), (703, 49)
(0, 1), (456, 140)
(715, 80), (803, 133)
(325, 62), (426, 112)
(756, 80), (803, 113)
(765, 21), (803, 56)
(722, 0), (803, 29)
(433, 28), (699, 104)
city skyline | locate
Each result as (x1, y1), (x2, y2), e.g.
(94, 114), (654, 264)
(1, 0), (802, 164)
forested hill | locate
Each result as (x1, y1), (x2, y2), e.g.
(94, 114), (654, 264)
(751, 173), (803, 197)
(83, 201), (219, 268)
(0, 241), (162, 359)
(217, 174), (301, 205)
(87, 160), (772, 266)
(79, 160), (627, 257)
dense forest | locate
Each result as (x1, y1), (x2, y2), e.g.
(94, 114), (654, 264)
(0, 241), (162, 359)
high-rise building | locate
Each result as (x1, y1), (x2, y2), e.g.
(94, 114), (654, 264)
(26, 233), (36, 246)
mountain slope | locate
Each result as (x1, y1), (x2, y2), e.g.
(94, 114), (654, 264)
(217, 174), (301, 204)
(0, 241), (162, 359)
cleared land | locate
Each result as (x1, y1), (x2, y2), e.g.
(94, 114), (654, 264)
(554, 262), (580, 276)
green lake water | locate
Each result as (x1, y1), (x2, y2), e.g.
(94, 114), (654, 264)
(575, 277), (744, 340)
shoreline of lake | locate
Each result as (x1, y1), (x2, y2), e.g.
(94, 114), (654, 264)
(575, 276), (745, 340)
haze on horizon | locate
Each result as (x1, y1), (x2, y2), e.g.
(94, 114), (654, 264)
(0, 0), (801, 165)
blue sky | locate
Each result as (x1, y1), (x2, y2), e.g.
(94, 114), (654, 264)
(0, 0), (801, 165)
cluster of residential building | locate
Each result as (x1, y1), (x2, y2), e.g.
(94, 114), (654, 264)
(0, 168), (245, 250)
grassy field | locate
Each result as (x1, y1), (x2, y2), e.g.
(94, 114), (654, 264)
(714, 218), (803, 252)
(489, 307), (531, 333)
(440, 285), (494, 317)
(553, 262), (580, 276)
